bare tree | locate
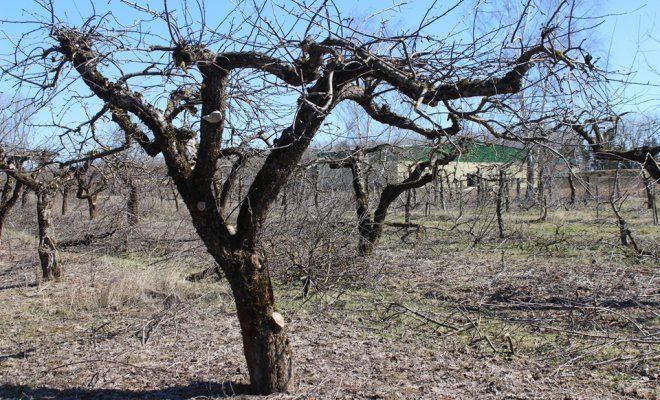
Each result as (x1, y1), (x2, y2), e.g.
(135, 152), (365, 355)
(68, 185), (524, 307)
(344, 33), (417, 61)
(1, 0), (601, 393)
(323, 140), (461, 255)
(568, 115), (660, 180)
(73, 160), (108, 220)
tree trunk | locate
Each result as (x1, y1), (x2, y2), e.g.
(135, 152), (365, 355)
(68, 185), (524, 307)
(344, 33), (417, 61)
(0, 178), (23, 240)
(404, 189), (412, 224)
(567, 173), (576, 206)
(37, 190), (61, 280)
(497, 170), (506, 238)
(21, 189), (29, 208)
(445, 171), (452, 201)
(439, 178), (446, 211)
(643, 173), (654, 210)
(87, 196), (98, 220)
(170, 184), (179, 211)
(526, 148), (537, 201)
(537, 166), (545, 203)
(61, 186), (69, 215)
(643, 174), (658, 225)
(349, 153), (376, 256)
(583, 175), (591, 205)
(223, 252), (293, 394)
(127, 182), (139, 226)
(358, 230), (376, 256)
(539, 195), (548, 222)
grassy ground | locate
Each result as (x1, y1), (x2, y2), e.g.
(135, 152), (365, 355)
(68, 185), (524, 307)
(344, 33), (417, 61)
(0, 195), (657, 399)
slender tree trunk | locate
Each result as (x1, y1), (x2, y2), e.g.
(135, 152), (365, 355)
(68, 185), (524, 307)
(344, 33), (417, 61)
(445, 171), (452, 201)
(404, 189), (412, 224)
(614, 164), (622, 199)
(127, 182), (139, 226)
(61, 186), (69, 215)
(595, 181), (601, 219)
(584, 175), (591, 205)
(171, 185), (179, 211)
(439, 177), (446, 211)
(37, 190), (61, 280)
(497, 170), (506, 238)
(610, 197), (629, 247)
(21, 189), (29, 208)
(526, 148), (537, 201)
(87, 195), (98, 220)
(537, 166), (545, 203)
(643, 173), (654, 209)
(313, 168), (319, 209)
(504, 178), (510, 212)
(567, 173), (576, 206)
(642, 174), (658, 225)
(539, 195), (548, 221)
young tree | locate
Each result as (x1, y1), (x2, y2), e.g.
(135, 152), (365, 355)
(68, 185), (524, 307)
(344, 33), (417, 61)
(73, 160), (108, 220)
(2, 0), (598, 393)
(323, 140), (461, 255)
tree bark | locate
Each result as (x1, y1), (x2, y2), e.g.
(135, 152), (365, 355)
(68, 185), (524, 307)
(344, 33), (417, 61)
(348, 152), (376, 256)
(567, 173), (576, 206)
(404, 189), (412, 224)
(36, 190), (61, 280)
(642, 173), (658, 225)
(439, 178), (446, 211)
(526, 148), (537, 201)
(127, 182), (139, 226)
(497, 169), (506, 238)
(87, 195), (98, 220)
(61, 186), (69, 215)
(0, 177), (23, 240)
(537, 165), (545, 203)
(223, 252), (293, 394)
(21, 189), (29, 208)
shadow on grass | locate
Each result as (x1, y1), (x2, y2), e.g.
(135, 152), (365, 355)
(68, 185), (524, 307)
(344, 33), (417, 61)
(0, 381), (254, 399)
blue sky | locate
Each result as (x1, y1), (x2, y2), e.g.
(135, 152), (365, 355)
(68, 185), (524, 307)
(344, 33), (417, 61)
(0, 0), (658, 149)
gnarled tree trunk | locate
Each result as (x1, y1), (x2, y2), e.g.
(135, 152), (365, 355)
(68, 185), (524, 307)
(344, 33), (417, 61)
(36, 190), (61, 280)
(348, 148), (460, 256)
(223, 251), (292, 394)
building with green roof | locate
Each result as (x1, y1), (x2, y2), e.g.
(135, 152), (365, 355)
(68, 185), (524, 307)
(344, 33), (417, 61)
(317, 141), (528, 189)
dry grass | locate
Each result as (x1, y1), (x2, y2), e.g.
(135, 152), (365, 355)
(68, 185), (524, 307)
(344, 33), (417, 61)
(0, 194), (658, 399)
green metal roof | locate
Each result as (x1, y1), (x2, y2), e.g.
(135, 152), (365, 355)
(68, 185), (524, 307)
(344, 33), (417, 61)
(318, 142), (527, 164)
(455, 142), (527, 163)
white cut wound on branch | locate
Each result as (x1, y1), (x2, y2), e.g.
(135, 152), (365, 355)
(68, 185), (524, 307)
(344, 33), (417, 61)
(202, 110), (223, 123)
(271, 312), (285, 329)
